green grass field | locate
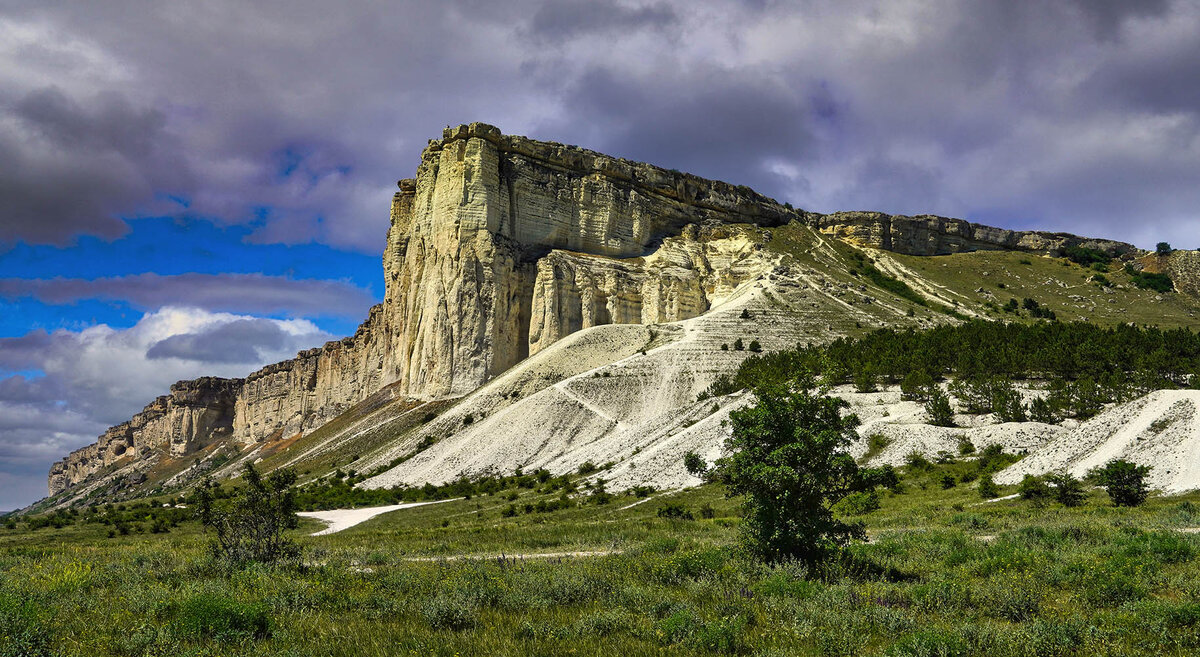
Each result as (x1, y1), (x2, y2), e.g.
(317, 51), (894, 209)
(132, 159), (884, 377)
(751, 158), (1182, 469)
(4, 460), (1200, 657)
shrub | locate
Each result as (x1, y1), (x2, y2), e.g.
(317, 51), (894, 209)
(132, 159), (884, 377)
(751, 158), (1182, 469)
(1091, 459), (1152, 507)
(1028, 396), (1058, 423)
(733, 338), (745, 351)
(1019, 475), (1053, 507)
(854, 367), (878, 393)
(740, 308), (752, 319)
(657, 503), (694, 521)
(834, 490), (881, 516)
(683, 452), (708, 477)
(698, 503), (716, 519)
(862, 433), (892, 462)
(577, 461), (599, 475)
(1045, 471), (1086, 507)
(905, 451), (932, 471)
(748, 339), (762, 353)
(1064, 245), (1111, 268)
(196, 463), (301, 566)
(977, 474), (999, 499)
(925, 387), (956, 427)
(171, 594), (270, 642)
(957, 436), (976, 456)
(940, 474), (957, 490)
(1131, 270), (1174, 292)
(692, 615), (750, 654)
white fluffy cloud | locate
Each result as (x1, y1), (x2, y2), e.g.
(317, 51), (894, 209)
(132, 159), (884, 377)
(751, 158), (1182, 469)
(0, 307), (330, 509)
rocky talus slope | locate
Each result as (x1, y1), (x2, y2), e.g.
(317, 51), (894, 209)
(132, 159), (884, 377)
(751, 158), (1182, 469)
(44, 123), (1200, 504)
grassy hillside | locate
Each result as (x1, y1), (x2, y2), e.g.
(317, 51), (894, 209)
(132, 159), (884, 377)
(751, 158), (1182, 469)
(5, 457), (1200, 656)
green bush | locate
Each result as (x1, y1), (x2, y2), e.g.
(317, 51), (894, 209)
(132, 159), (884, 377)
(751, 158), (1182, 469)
(833, 490), (881, 516)
(977, 474), (999, 499)
(196, 463), (300, 566)
(901, 370), (934, 401)
(708, 382), (873, 563)
(1045, 471), (1086, 507)
(1091, 459), (1152, 507)
(1019, 475), (1053, 507)
(691, 615), (749, 654)
(656, 503), (694, 521)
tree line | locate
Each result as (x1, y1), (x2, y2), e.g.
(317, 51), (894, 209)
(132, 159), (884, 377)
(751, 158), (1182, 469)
(704, 320), (1200, 402)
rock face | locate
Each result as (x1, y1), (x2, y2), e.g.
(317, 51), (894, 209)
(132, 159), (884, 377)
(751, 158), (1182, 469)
(46, 122), (1149, 497)
(48, 378), (239, 493)
(810, 211), (1137, 257)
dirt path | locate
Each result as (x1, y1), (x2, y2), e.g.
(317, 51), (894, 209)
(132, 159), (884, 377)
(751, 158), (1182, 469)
(298, 498), (460, 535)
(402, 549), (621, 562)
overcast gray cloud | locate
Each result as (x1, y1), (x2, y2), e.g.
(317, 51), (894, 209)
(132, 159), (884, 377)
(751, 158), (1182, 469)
(1, 1), (1198, 252)
(0, 273), (375, 318)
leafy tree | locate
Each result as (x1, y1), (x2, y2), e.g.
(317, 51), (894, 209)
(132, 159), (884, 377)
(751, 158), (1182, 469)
(709, 381), (871, 563)
(196, 463), (301, 566)
(1157, 242), (1173, 257)
(925, 387), (956, 427)
(1090, 459), (1152, 507)
(1045, 471), (1086, 507)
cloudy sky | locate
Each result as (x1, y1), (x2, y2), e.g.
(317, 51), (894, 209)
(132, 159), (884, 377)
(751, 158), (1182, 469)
(2, 0), (1199, 509)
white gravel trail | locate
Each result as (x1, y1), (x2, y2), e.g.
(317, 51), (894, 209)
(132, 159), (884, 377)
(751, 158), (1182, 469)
(298, 498), (460, 535)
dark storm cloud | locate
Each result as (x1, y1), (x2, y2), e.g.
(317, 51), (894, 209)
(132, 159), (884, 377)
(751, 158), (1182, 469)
(543, 66), (815, 199)
(1068, 0), (1170, 39)
(3, 0), (1200, 253)
(0, 273), (375, 318)
(526, 0), (677, 42)
(0, 86), (190, 245)
(146, 318), (291, 363)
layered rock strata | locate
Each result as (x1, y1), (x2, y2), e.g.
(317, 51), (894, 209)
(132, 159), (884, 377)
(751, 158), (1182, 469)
(47, 123), (1149, 496)
(48, 378), (239, 493)
(811, 211), (1137, 257)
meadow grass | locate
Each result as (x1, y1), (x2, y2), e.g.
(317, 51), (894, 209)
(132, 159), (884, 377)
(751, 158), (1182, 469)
(3, 469), (1200, 656)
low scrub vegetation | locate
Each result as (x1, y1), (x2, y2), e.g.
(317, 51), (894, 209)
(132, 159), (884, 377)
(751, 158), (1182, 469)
(4, 457), (1199, 656)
